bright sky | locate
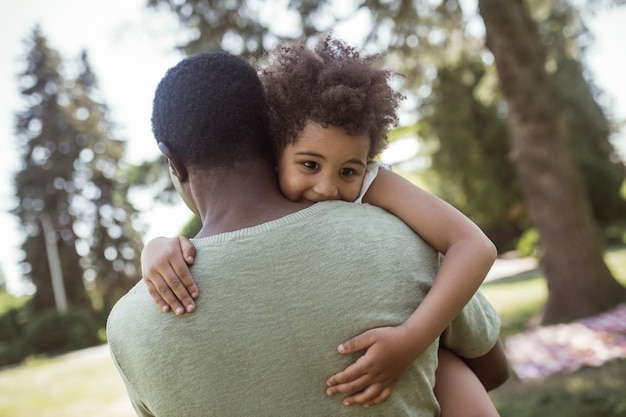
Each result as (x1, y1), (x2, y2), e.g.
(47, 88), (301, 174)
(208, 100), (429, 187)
(0, 0), (625, 294)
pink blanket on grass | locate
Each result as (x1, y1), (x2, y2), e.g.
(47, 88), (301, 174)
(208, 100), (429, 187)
(504, 304), (626, 381)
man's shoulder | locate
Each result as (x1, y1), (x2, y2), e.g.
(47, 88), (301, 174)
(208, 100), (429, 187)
(316, 200), (405, 223)
(315, 200), (420, 240)
(317, 200), (394, 216)
(106, 281), (148, 334)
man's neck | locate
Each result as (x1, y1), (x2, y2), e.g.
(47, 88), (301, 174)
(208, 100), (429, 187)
(191, 160), (311, 238)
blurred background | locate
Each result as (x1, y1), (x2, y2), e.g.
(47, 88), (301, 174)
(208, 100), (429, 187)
(0, 0), (625, 416)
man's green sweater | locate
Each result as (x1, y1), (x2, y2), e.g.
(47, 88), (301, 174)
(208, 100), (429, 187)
(107, 201), (500, 416)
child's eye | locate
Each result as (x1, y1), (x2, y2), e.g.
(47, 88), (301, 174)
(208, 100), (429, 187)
(339, 168), (356, 176)
(303, 161), (319, 170)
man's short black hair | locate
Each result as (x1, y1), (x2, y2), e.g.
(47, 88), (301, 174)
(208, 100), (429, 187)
(152, 52), (274, 170)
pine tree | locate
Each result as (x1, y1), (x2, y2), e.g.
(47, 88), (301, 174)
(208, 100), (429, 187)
(67, 52), (144, 316)
(14, 27), (90, 312)
(13, 27), (144, 318)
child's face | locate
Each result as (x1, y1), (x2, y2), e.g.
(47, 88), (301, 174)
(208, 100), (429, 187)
(276, 121), (370, 203)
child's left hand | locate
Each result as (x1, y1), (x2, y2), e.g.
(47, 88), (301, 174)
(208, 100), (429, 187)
(142, 236), (198, 315)
(325, 325), (418, 408)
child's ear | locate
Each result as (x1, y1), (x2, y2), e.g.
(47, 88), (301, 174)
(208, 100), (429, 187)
(158, 141), (188, 182)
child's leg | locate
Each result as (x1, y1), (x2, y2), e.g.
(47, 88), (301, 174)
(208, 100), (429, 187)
(434, 348), (500, 417)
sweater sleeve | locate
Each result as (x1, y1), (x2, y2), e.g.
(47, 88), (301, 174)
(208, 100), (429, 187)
(439, 291), (501, 359)
(108, 327), (155, 416)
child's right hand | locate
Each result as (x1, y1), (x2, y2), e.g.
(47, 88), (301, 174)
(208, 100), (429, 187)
(141, 236), (198, 315)
(325, 325), (417, 408)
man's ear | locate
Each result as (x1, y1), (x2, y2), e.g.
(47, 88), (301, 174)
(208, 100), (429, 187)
(158, 141), (188, 182)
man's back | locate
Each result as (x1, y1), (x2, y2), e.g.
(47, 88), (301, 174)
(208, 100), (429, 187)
(108, 201), (496, 416)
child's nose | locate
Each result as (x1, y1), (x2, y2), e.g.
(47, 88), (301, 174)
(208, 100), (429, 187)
(313, 179), (340, 199)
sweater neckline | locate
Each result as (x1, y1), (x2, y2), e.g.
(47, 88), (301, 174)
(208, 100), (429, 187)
(191, 202), (331, 246)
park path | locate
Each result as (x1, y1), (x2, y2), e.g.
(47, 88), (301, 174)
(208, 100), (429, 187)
(485, 252), (539, 281)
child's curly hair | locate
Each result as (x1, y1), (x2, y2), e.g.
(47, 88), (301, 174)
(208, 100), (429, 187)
(260, 36), (404, 159)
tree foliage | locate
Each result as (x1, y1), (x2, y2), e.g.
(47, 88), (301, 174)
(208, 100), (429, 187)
(12, 27), (144, 319)
(418, 57), (526, 244)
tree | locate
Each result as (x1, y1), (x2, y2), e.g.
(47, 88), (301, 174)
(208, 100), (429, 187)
(13, 27), (144, 318)
(419, 57), (526, 246)
(419, 1), (626, 248)
(14, 27), (91, 312)
(478, 0), (626, 322)
(528, 0), (626, 230)
(67, 52), (145, 315)
(553, 57), (626, 230)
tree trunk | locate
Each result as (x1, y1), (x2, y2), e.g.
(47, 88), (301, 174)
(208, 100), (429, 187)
(478, 0), (626, 324)
(30, 234), (57, 311)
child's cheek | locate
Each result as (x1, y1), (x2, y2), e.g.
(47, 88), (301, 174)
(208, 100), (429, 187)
(279, 176), (302, 202)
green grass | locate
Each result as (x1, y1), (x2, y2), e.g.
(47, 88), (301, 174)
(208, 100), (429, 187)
(0, 346), (134, 417)
(0, 247), (624, 416)
(481, 272), (547, 338)
(491, 358), (626, 417)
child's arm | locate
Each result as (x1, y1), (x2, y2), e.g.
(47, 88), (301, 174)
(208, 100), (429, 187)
(141, 236), (198, 315)
(434, 349), (501, 417)
(461, 339), (509, 391)
(326, 167), (497, 407)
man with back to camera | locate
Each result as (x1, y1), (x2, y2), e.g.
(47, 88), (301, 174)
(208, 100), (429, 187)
(106, 51), (506, 416)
